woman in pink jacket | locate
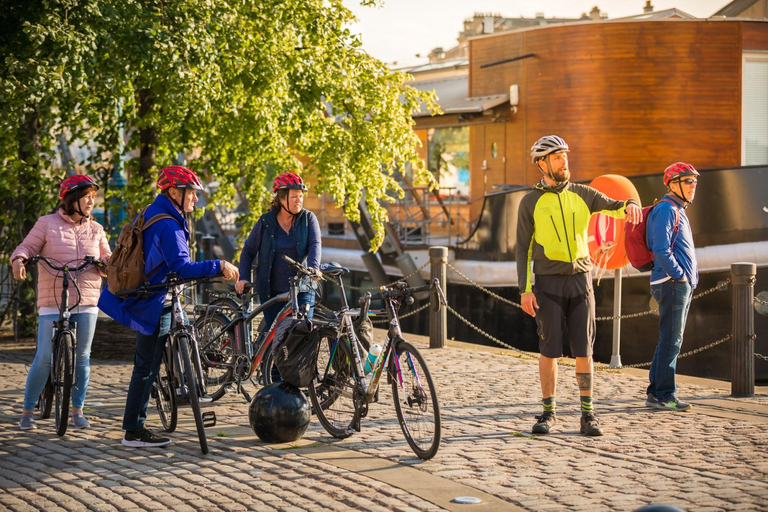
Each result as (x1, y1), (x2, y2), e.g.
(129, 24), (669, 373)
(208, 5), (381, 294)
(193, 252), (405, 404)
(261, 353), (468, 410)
(10, 175), (111, 431)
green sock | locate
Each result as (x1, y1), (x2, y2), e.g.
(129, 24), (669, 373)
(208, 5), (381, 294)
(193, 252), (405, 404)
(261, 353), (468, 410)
(542, 396), (556, 414)
(581, 396), (594, 414)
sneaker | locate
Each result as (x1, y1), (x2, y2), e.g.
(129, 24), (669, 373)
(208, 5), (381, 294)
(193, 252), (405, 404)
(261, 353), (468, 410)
(580, 413), (604, 436)
(659, 398), (692, 412)
(19, 414), (37, 431)
(70, 412), (90, 429)
(532, 411), (557, 434)
(122, 428), (171, 447)
(645, 393), (660, 408)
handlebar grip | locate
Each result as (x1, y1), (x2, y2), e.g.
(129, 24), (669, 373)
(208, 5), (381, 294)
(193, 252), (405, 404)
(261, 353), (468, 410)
(283, 255), (297, 265)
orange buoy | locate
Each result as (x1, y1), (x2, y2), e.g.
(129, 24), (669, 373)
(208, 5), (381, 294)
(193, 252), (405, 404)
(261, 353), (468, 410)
(587, 174), (641, 271)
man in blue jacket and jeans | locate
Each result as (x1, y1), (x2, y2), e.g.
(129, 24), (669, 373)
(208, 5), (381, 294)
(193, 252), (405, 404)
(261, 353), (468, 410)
(100, 166), (239, 447)
(645, 162), (699, 412)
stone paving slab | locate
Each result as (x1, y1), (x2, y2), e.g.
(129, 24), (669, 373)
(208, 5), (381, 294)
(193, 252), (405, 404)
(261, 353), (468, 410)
(1, 332), (768, 511)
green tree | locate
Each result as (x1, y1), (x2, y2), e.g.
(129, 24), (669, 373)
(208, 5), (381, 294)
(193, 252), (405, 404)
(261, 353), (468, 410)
(1, 0), (437, 331)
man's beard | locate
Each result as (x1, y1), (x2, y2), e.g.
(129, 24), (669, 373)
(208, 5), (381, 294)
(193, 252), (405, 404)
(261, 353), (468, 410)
(553, 168), (570, 182)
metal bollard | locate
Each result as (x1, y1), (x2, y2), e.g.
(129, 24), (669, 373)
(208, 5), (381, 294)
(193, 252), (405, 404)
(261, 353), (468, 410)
(731, 262), (756, 397)
(429, 246), (447, 349)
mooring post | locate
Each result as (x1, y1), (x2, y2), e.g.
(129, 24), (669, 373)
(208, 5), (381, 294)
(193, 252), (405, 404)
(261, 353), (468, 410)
(609, 268), (623, 368)
(429, 246), (447, 349)
(731, 262), (756, 397)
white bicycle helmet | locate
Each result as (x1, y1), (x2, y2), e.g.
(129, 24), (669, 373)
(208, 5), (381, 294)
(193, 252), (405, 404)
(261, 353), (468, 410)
(531, 135), (569, 164)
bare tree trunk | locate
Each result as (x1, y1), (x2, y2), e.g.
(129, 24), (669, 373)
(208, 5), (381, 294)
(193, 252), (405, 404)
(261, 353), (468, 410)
(15, 104), (41, 339)
(138, 88), (158, 188)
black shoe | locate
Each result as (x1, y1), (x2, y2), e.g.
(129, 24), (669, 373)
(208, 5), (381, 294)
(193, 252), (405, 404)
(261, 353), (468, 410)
(580, 413), (604, 436)
(532, 411), (556, 434)
(122, 428), (171, 447)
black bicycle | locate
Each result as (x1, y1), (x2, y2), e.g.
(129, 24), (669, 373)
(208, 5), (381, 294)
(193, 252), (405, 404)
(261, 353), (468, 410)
(117, 274), (217, 454)
(25, 255), (103, 436)
(286, 257), (446, 460)
(193, 283), (299, 402)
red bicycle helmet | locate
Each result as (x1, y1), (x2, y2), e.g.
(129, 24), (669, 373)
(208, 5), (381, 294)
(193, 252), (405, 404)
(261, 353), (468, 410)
(272, 172), (307, 193)
(157, 166), (203, 191)
(663, 162), (699, 186)
(59, 174), (99, 201)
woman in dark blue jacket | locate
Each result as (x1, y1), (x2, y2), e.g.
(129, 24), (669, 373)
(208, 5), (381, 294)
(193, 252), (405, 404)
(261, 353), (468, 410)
(236, 172), (322, 329)
(99, 166), (239, 447)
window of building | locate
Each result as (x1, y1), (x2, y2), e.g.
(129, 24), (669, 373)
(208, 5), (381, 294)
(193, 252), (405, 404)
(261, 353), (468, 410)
(743, 52), (768, 165)
(426, 126), (470, 201)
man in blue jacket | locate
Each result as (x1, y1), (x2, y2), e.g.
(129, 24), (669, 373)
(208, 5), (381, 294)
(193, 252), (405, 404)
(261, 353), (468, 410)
(645, 162), (699, 412)
(99, 166), (239, 447)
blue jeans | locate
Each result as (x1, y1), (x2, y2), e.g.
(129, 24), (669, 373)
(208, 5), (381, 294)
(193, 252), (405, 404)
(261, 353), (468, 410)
(261, 290), (315, 331)
(122, 306), (172, 432)
(647, 280), (693, 402)
(24, 312), (98, 412)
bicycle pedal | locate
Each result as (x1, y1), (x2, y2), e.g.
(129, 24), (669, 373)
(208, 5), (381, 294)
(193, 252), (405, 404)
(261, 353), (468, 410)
(202, 410), (217, 428)
(199, 396), (213, 403)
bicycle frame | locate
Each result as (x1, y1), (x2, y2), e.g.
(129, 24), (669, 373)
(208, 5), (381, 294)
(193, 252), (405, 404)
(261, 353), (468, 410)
(28, 256), (100, 435)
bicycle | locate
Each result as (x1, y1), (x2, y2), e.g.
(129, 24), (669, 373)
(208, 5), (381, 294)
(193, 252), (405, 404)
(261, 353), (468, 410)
(116, 274), (217, 454)
(285, 257), (446, 460)
(193, 261), (321, 402)
(24, 255), (103, 436)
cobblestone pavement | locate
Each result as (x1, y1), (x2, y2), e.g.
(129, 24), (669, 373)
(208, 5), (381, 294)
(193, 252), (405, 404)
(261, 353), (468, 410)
(2, 333), (768, 512)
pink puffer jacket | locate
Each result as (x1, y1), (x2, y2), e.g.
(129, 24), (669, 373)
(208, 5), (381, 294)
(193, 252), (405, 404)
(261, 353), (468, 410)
(11, 209), (112, 309)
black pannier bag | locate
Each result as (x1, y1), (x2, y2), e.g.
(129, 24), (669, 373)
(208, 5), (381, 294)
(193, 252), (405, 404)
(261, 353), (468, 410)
(272, 318), (321, 388)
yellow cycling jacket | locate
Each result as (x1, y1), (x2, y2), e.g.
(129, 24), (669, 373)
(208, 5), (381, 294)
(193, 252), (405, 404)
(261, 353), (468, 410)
(515, 181), (630, 294)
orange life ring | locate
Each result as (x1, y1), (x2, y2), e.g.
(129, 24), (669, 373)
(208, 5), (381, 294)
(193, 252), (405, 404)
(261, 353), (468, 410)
(587, 174), (641, 270)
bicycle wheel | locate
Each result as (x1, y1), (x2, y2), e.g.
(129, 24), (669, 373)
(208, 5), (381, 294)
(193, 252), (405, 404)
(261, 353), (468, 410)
(309, 333), (360, 439)
(38, 376), (54, 419)
(179, 335), (209, 454)
(194, 312), (234, 401)
(54, 331), (74, 437)
(390, 341), (441, 460)
(153, 352), (177, 432)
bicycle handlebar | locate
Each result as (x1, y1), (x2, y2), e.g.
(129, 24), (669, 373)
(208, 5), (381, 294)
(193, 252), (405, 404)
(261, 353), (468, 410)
(358, 278), (447, 306)
(283, 255), (322, 279)
(27, 255), (103, 273)
(115, 274), (220, 298)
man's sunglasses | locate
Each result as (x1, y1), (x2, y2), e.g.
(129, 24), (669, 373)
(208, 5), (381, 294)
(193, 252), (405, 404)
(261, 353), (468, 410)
(678, 178), (697, 185)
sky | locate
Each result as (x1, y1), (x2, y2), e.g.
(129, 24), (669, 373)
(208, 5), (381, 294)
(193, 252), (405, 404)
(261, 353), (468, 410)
(343, 0), (732, 66)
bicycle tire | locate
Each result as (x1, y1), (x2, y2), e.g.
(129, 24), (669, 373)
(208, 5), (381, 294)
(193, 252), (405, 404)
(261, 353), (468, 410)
(390, 341), (441, 460)
(39, 376), (54, 419)
(179, 335), (209, 454)
(194, 311), (235, 401)
(309, 333), (360, 439)
(153, 352), (177, 432)
(54, 331), (74, 437)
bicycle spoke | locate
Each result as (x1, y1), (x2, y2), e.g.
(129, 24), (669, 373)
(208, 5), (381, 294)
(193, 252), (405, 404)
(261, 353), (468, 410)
(309, 334), (359, 438)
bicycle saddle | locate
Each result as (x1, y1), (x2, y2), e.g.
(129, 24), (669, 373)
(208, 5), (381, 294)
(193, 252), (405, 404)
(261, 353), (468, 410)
(320, 261), (349, 276)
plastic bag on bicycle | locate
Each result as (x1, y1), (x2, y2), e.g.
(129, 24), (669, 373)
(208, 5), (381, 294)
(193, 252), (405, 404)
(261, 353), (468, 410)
(272, 318), (321, 388)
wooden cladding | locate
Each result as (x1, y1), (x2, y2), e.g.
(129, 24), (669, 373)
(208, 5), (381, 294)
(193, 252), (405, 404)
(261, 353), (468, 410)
(469, 20), (752, 186)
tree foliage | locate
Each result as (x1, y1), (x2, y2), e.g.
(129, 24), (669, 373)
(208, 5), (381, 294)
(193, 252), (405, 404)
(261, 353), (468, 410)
(2, 0), (438, 258)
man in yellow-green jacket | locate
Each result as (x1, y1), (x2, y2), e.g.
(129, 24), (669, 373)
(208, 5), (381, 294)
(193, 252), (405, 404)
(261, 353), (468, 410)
(516, 135), (642, 437)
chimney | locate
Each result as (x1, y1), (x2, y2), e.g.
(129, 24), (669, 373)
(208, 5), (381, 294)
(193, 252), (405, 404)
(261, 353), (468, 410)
(483, 16), (494, 34)
(643, 1), (654, 14)
(590, 6), (601, 20)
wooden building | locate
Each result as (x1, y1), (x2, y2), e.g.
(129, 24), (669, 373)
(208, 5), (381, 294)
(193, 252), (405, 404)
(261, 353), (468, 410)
(411, 18), (768, 224)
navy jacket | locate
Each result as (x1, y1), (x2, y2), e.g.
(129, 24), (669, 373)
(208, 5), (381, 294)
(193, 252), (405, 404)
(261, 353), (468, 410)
(98, 194), (222, 335)
(238, 208), (321, 301)
(647, 193), (698, 289)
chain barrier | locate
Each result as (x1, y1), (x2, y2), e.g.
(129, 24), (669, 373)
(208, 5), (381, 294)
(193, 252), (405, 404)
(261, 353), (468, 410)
(345, 260), (431, 292)
(446, 262), (523, 310)
(314, 295), (430, 325)
(595, 278), (731, 321)
(445, 262), (746, 368)
(756, 352), (768, 362)
(446, 305), (537, 360)
(755, 295), (768, 307)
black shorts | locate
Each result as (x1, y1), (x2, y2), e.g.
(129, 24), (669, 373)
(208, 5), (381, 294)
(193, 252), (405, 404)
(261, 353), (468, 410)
(533, 273), (595, 358)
